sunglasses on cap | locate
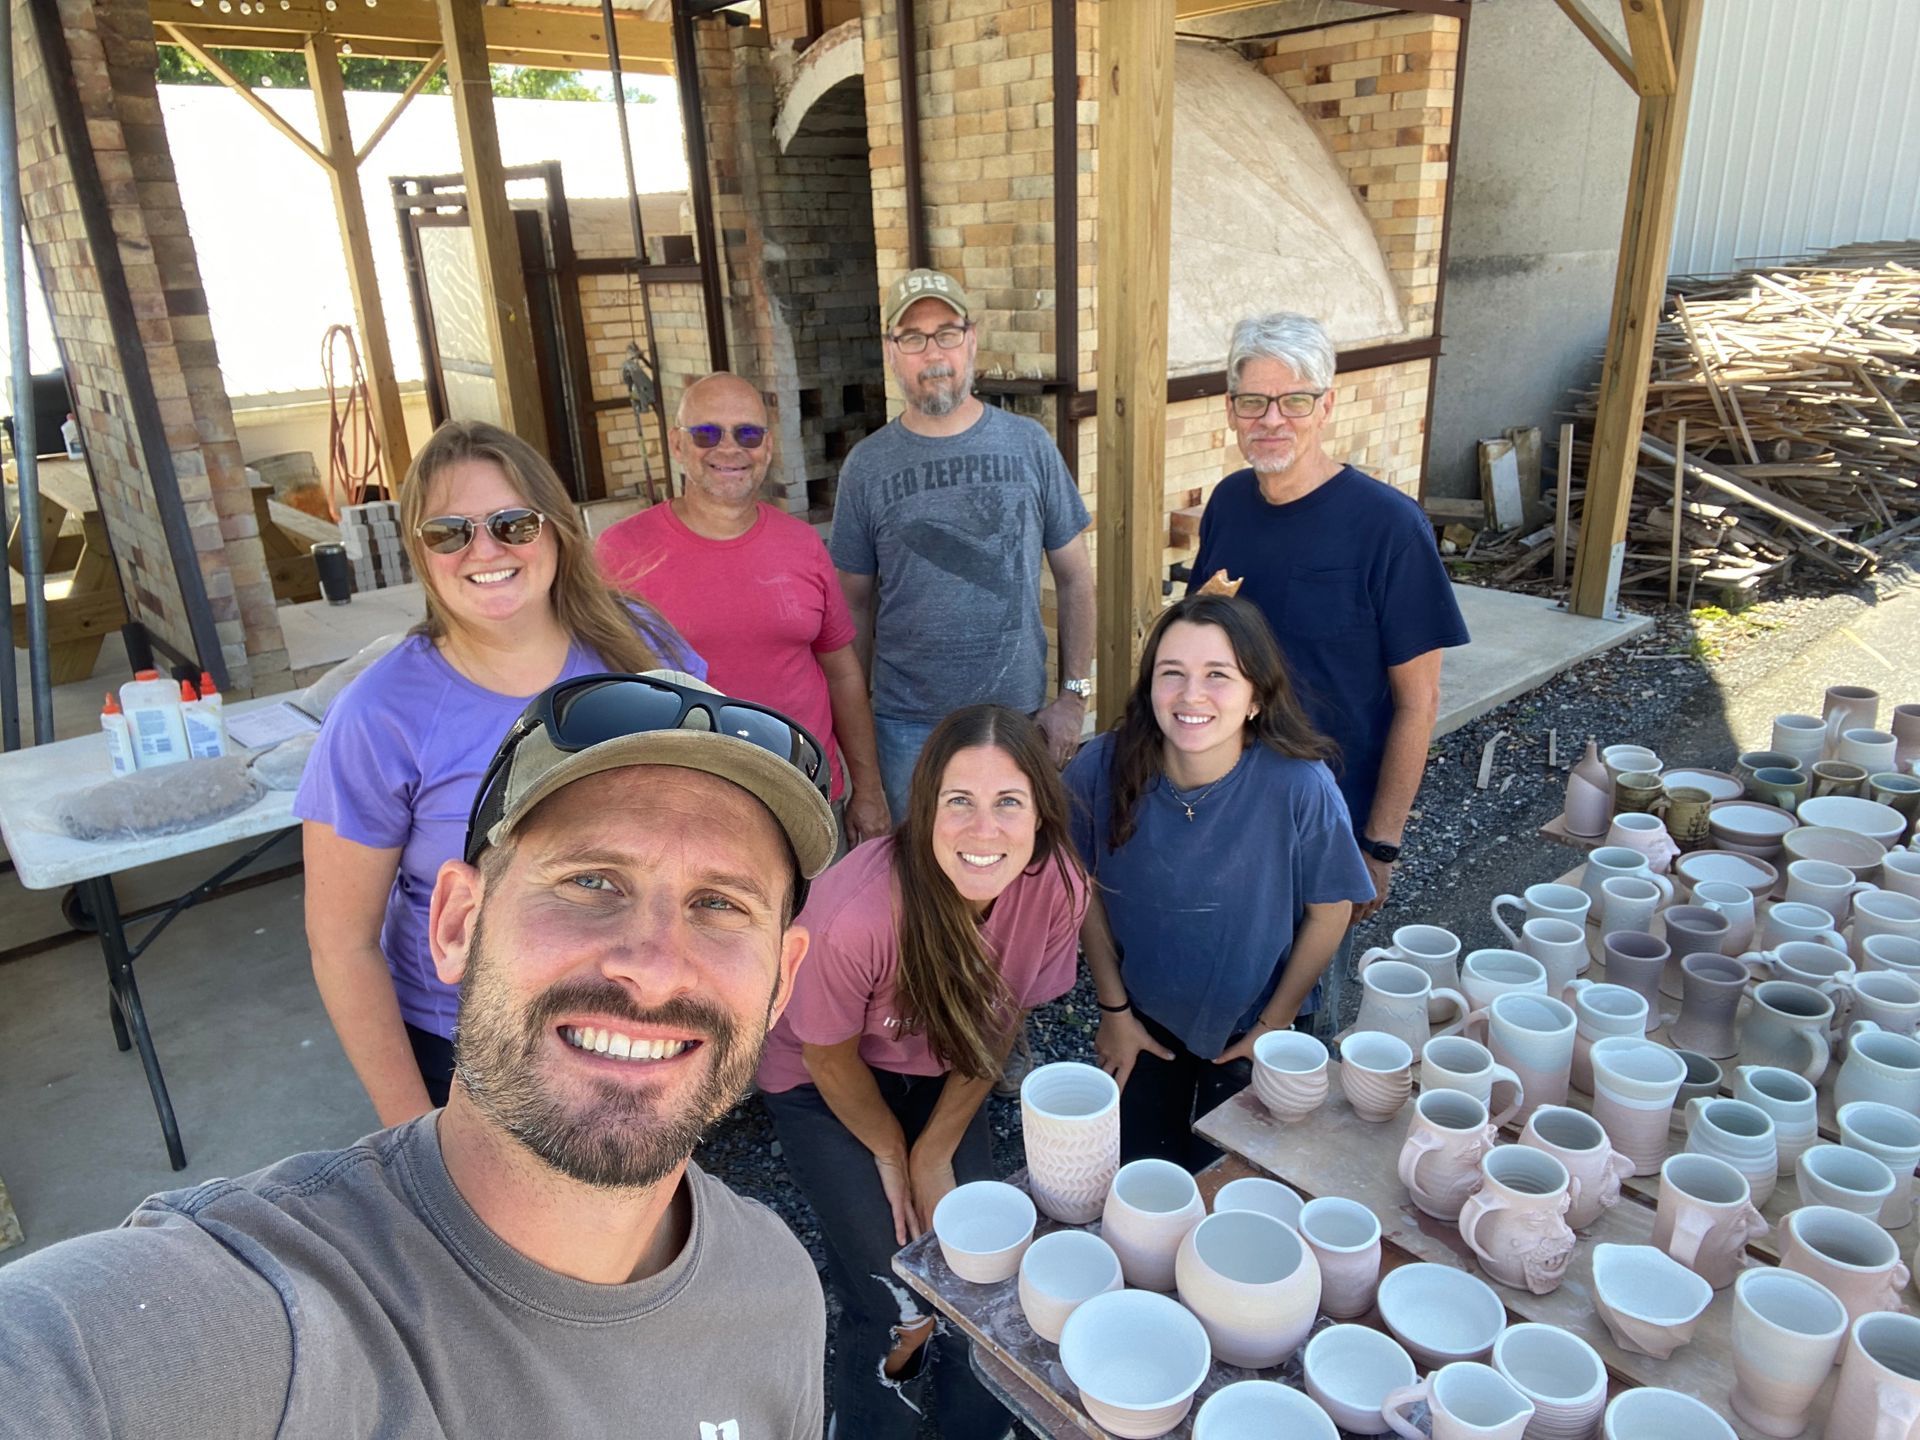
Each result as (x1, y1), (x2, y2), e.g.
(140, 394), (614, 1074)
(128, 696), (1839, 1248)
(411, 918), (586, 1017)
(465, 673), (828, 867)
(680, 423), (768, 450)
(416, 507), (546, 555)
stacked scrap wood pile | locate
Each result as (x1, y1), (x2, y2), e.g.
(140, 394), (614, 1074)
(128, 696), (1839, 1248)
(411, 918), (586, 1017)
(1461, 242), (1920, 602)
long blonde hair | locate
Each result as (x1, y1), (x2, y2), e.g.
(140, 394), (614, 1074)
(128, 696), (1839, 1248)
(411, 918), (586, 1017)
(399, 419), (671, 674)
(893, 705), (1084, 1081)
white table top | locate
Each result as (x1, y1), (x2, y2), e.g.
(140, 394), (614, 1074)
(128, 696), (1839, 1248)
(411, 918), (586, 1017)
(0, 696), (300, 891)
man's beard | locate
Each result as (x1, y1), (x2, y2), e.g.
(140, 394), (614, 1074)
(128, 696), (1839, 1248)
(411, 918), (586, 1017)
(895, 354), (974, 418)
(1244, 436), (1297, 475)
(452, 910), (776, 1189)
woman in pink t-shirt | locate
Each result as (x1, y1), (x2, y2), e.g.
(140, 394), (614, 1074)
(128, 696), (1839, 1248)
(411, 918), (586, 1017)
(757, 705), (1087, 1440)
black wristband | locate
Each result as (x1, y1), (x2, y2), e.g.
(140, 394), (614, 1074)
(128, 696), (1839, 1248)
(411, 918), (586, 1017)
(1097, 998), (1132, 1014)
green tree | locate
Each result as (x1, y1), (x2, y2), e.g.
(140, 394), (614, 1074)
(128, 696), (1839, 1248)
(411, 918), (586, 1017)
(155, 45), (600, 101)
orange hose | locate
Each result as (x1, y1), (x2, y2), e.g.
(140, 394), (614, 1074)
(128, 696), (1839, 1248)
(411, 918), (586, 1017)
(321, 324), (382, 518)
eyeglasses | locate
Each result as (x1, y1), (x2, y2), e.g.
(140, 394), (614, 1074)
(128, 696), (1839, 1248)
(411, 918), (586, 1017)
(889, 324), (971, 354)
(1229, 391), (1326, 421)
(681, 423), (768, 450)
(465, 673), (828, 865)
(416, 507), (546, 555)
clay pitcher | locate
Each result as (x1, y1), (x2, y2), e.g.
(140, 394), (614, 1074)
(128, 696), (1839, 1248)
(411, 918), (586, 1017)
(1352, 958), (1469, 1055)
(1666, 954), (1748, 1060)
(1459, 1145), (1576, 1295)
(1520, 1105), (1633, 1231)
(1737, 980), (1834, 1084)
(1563, 739), (1612, 838)
(1398, 1088), (1499, 1222)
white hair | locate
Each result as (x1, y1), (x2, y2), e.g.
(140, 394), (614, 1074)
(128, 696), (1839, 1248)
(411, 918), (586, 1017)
(1226, 312), (1336, 392)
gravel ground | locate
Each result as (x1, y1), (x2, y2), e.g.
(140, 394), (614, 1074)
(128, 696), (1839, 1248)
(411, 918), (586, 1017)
(692, 540), (1918, 1434)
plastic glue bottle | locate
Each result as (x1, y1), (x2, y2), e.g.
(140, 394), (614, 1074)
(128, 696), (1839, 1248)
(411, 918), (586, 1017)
(100, 692), (137, 777)
(118, 669), (190, 768)
(179, 678), (227, 759)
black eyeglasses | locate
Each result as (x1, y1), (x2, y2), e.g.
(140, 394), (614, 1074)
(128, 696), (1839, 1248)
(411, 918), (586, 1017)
(416, 507), (546, 555)
(889, 324), (971, 354)
(680, 423), (769, 450)
(466, 673), (828, 866)
(1229, 391), (1325, 421)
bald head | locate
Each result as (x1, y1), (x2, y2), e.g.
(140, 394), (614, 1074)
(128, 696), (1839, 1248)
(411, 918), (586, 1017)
(670, 373), (773, 506)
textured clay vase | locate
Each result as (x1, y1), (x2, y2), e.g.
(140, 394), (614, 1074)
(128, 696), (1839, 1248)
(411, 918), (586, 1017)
(1729, 1267), (1850, 1440)
(1831, 1313), (1920, 1440)
(1338, 1030), (1415, 1123)
(1250, 1029), (1330, 1123)
(1021, 1061), (1121, 1224)
(1683, 1096), (1780, 1209)
(1100, 1158), (1205, 1292)
(1173, 1208), (1321, 1369)
(1564, 740), (1612, 838)
(1590, 1036), (1688, 1176)
(1521, 1105), (1633, 1231)
(1458, 1145), (1576, 1296)
(1297, 1196), (1382, 1322)
(1590, 1243), (1713, 1360)
(1398, 1088), (1498, 1222)
(1778, 1205), (1911, 1336)
(1666, 953), (1749, 1059)
(1731, 1065), (1820, 1176)
(1653, 1152), (1769, 1290)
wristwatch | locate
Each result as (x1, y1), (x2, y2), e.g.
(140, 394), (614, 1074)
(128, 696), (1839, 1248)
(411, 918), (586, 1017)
(1061, 678), (1093, 700)
(1360, 836), (1402, 864)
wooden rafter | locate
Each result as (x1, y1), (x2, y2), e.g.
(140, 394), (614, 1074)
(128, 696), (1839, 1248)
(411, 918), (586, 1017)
(355, 47), (447, 165)
(156, 22), (328, 168)
(148, 0), (673, 73)
(1552, 0), (1639, 92)
(1617, 0), (1675, 95)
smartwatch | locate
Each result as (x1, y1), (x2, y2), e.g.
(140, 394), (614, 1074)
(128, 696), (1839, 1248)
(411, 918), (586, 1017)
(1360, 836), (1402, 864)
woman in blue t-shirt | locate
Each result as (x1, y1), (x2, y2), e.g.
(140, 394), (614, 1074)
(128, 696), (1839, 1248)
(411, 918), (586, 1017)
(295, 420), (702, 1126)
(1064, 593), (1373, 1169)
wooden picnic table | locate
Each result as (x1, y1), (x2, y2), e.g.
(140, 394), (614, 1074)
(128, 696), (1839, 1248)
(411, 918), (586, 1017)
(7, 458), (126, 684)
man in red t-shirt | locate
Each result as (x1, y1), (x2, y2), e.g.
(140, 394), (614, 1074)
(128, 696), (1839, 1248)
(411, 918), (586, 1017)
(597, 373), (890, 848)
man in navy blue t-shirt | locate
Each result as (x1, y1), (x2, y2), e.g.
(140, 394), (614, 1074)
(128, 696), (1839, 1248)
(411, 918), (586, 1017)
(1190, 311), (1469, 1032)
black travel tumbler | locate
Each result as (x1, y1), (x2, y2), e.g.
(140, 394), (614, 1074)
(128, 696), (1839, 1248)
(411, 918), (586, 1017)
(311, 542), (353, 605)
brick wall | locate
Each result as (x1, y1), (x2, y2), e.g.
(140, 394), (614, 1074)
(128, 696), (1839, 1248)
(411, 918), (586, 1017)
(12, 0), (286, 692)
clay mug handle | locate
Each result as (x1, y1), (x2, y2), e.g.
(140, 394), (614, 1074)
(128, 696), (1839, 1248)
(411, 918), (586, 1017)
(1457, 1006), (1490, 1046)
(1430, 987), (1472, 1040)
(1683, 1094), (1710, 1135)
(1792, 1026), (1831, 1084)
(1740, 1203), (1770, 1246)
(1599, 1148), (1634, 1210)
(1458, 1190), (1494, 1262)
(1664, 1205), (1715, 1269)
(1886, 1261), (1913, 1309)
(1491, 894), (1524, 947)
(1737, 949), (1778, 985)
(1865, 1385), (1920, 1440)
(1486, 1064), (1526, 1129)
(1356, 946), (1397, 978)
(1396, 1127), (1445, 1194)
(1852, 1020), (1886, 1046)
(1814, 927), (1850, 953)
(1380, 1377), (1433, 1440)
(1647, 872), (1676, 905)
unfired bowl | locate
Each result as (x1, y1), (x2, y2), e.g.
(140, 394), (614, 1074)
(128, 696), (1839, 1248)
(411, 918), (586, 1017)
(1376, 1261), (1507, 1366)
(930, 1180), (1035, 1283)
(1592, 1243), (1713, 1359)
(1060, 1288), (1211, 1438)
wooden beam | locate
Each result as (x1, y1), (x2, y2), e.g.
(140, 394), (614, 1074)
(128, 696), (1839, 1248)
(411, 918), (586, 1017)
(305, 34), (413, 493)
(1094, 0), (1176, 729)
(157, 23), (328, 169)
(1617, 0), (1675, 95)
(1552, 0), (1639, 92)
(437, 0), (548, 450)
(1568, 0), (1704, 618)
(355, 49), (445, 167)
(149, 0), (673, 71)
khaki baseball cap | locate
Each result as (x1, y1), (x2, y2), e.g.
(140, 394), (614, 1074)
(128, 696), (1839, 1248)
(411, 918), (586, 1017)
(466, 670), (838, 881)
(884, 268), (972, 330)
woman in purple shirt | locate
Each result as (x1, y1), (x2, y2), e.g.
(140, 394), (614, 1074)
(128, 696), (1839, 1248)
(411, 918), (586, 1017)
(294, 421), (701, 1124)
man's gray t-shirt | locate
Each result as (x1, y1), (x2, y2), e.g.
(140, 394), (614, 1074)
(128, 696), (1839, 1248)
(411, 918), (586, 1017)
(829, 405), (1090, 721)
(0, 1117), (825, 1439)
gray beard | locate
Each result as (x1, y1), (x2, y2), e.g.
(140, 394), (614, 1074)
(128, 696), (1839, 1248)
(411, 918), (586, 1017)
(898, 356), (974, 418)
(452, 909), (775, 1189)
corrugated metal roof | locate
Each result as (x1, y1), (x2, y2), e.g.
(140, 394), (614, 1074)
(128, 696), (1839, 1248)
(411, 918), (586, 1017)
(1671, 0), (1920, 275)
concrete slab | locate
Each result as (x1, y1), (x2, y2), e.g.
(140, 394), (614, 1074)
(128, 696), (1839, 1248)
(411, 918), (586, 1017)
(1437, 584), (1653, 738)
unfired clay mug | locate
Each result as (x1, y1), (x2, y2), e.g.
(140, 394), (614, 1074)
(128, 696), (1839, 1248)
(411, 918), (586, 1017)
(1834, 1022), (1920, 1113)
(1730, 1267), (1849, 1439)
(1838, 1100), (1920, 1231)
(1518, 917), (1587, 999)
(1486, 993), (1576, 1122)
(1565, 980), (1649, 1095)
(1520, 1105), (1633, 1231)
(1338, 1030), (1415, 1123)
(1489, 885), (1590, 947)
(1690, 879), (1757, 954)
(1666, 953), (1748, 1060)
(1605, 811), (1680, 872)
(1599, 875), (1664, 935)
(1101, 1159), (1205, 1292)
(1398, 1088), (1498, 1222)
(1683, 1096), (1779, 1209)
(1600, 930), (1670, 1019)
(1590, 1036), (1687, 1176)
(1738, 979), (1835, 1083)
(1653, 1152), (1768, 1289)
(1778, 1204), (1911, 1336)
(1459, 1145), (1576, 1295)
(1358, 924), (1463, 1011)
(1296, 1196), (1381, 1322)
(1731, 1065), (1819, 1176)
(1831, 1312), (1920, 1440)
(1351, 960), (1470, 1058)
(1420, 1035), (1524, 1128)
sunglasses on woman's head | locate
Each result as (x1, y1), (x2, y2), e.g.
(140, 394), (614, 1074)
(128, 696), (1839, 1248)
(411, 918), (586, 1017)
(416, 507), (546, 555)
(681, 423), (768, 450)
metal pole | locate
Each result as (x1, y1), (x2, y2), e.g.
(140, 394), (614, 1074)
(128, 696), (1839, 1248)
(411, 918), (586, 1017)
(602, 0), (671, 484)
(670, 0), (728, 373)
(1, 0), (53, 744)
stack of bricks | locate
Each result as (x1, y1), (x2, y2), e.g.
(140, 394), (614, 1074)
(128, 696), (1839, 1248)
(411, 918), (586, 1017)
(11, 0), (288, 692)
(337, 500), (413, 593)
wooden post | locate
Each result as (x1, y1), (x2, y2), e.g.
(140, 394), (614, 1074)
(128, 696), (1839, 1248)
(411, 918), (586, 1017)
(1668, 416), (1685, 604)
(1568, 0), (1702, 618)
(305, 35), (413, 493)
(1554, 422), (1573, 588)
(435, 0), (548, 450)
(1093, 0), (1176, 729)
